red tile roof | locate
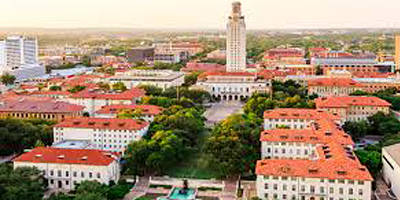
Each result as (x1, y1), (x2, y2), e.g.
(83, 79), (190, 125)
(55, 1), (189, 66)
(29, 90), (72, 97)
(0, 96), (84, 113)
(315, 96), (391, 108)
(308, 78), (362, 87)
(182, 62), (226, 73)
(70, 88), (145, 100)
(54, 117), (149, 131)
(96, 104), (163, 115)
(14, 147), (119, 166)
(199, 71), (256, 80)
(256, 158), (372, 181)
(258, 108), (372, 181)
(263, 108), (341, 121)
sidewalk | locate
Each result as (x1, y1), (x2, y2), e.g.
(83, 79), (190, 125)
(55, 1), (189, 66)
(124, 176), (150, 200)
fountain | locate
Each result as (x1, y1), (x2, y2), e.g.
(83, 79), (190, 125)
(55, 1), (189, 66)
(157, 180), (197, 200)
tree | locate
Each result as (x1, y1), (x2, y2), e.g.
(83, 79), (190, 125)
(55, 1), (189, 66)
(124, 105), (206, 175)
(125, 130), (184, 175)
(68, 85), (86, 93)
(315, 65), (323, 75)
(0, 73), (16, 86)
(49, 85), (62, 91)
(342, 120), (369, 141)
(107, 181), (131, 200)
(97, 82), (110, 91)
(0, 119), (55, 156)
(355, 149), (382, 177)
(117, 108), (144, 120)
(0, 164), (47, 200)
(75, 181), (107, 200)
(81, 55), (92, 67)
(350, 90), (369, 96)
(184, 72), (200, 86)
(112, 82), (127, 91)
(243, 95), (275, 118)
(138, 84), (163, 96)
(205, 113), (262, 177)
(367, 112), (400, 136)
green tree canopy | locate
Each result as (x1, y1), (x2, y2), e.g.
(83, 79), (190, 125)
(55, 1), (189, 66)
(0, 73), (16, 86)
(112, 82), (127, 92)
(0, 164), (47, 200)
(205, 113), (262, 177)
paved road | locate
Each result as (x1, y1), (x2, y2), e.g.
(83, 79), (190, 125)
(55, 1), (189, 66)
(204, 101), (244, 126)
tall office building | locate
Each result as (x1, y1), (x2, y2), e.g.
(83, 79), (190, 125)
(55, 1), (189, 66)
(5, 36), (38, 70)
(0, 36), (45, 81)
(226, 1), (246, 72)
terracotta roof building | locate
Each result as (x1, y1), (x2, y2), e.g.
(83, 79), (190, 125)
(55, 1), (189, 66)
(315, 96), (391, 122)
(67, 88), (145, 115)
(256, 108), (373, 200)
(195, 71), (271, 101)
(308, 78), (364, 97)
(95, 104), (163, 121)
(0, 95), (84, 121)
(14, 147), (120, 191)
(53, 118), (150, 153)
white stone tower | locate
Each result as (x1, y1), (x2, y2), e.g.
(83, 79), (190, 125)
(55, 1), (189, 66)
(226, 1), (246, 72)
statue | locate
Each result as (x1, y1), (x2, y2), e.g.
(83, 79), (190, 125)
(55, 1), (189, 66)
(179, 179), (189, 195)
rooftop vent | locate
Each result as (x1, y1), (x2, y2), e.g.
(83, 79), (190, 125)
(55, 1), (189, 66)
(325, 154), (332, 159)
(325, 131), (332, 136)
(81, 156), (88, 160)
(35, 154), (42, 158)
(57, 155), (65, 159)
(337, 170), (347, 175)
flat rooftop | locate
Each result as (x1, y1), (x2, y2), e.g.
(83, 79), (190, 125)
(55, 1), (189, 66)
(52, 140), (92, 149)
(384, 143), (400, 166)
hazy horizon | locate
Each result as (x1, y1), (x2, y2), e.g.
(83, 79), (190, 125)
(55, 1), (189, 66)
(1, 0), (400, 30)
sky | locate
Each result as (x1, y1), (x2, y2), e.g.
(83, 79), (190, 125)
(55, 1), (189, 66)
(0, 0), (400, 30)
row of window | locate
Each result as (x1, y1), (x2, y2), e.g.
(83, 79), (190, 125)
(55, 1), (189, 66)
(46, 169), (102, 179)
(266, 118), (308, 123)
(263, 176), (365, 185)
(264, 193), (364, 200)
(264, 183), (364, 195)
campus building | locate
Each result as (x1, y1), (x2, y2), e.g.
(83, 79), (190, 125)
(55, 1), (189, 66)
(257, 108), (373, 200)
(13, 147), (120, 191)
(308, 78), (363, 97)
(94, 104), (163, 122)
(382, 143), (400, 199)
(195, 71), (271, 101)
(53, 118), (149, 153)
(315, 96), (391, 122)
(67, 88), (145, 115)
(107, 69), (184, 90)
(0, 95), (84, 121)
(0, 36), (46, 81)
(226, 1), (246, 72)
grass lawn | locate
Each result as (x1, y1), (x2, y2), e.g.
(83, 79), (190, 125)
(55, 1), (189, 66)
(165, 130), (220, 179)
